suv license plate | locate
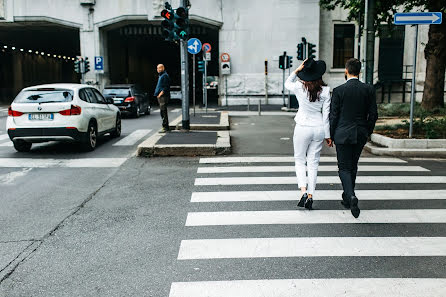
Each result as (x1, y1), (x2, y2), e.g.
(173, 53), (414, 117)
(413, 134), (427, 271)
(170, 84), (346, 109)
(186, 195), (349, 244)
(29, 113), (54, 121)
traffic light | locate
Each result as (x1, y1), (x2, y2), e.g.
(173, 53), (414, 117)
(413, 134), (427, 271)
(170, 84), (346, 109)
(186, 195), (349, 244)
(297, 43), (304, 60)
(279, 55), (285, 69)
(198, 60), (205, 73)
(174, 6), (189, 40)
(308, 42), (316, 59)
(84, 57), (90, 73)
(286, 56), (293, 69)
(161, 7), (175, 40)
(74, 59), (81, 73)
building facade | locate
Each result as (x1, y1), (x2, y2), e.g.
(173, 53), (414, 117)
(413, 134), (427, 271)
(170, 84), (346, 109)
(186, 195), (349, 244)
(0, 0), (443, 105)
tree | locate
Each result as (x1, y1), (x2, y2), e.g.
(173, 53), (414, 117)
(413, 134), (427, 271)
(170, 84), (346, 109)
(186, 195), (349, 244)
(320, 0), (446, 110)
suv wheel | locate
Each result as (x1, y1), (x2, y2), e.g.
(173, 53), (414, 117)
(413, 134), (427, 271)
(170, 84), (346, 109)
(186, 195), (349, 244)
(82, 122), (97, 151)
(13, 140), (32, 152)
(133, 105), (140, 118)
(145, 105), (151, 115)
(111, 115), (121, 138)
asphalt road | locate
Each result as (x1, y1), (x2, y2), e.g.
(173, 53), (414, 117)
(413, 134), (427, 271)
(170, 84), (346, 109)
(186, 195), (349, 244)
(1, 111), (446, 297)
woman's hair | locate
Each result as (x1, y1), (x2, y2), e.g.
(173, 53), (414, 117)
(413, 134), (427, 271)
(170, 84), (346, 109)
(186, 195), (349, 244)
(303, 79), (327, 102)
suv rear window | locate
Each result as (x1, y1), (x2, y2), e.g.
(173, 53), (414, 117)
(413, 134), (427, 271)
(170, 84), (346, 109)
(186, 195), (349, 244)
(14, 88), (74, 104)
(103, 88), (131, 98)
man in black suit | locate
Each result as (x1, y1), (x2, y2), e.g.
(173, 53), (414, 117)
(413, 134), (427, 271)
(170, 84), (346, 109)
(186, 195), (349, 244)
(329, 58), (378, 218)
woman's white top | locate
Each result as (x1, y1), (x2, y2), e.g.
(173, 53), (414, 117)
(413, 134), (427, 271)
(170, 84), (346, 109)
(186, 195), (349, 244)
(285, 73), (331, 138)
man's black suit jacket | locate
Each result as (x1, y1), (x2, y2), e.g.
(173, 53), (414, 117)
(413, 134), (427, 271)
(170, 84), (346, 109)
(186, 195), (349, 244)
(329, 78), (378, 144)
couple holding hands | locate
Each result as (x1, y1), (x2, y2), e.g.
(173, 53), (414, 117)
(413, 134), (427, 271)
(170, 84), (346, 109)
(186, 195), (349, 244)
(285, 58), (378, 218)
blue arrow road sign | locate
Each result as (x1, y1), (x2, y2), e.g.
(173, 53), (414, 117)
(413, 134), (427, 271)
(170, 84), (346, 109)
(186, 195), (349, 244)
(187, 38), (202, 55)
(394, 12), (442, 25)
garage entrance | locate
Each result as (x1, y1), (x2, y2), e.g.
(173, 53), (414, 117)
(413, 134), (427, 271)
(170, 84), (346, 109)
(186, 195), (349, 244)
(106, 22), (219, 105)
(0, 23), (80, 104)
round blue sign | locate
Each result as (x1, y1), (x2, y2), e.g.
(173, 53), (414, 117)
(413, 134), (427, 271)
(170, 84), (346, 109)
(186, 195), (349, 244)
(187, 38), (202, 55)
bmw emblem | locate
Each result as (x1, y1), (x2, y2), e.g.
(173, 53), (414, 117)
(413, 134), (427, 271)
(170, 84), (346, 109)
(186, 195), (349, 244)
(38, 106), (42, 111)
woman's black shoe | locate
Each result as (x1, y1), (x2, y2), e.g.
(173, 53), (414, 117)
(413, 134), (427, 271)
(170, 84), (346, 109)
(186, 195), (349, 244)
(304, 198), (313, 210)
(297, 193), (308, 207)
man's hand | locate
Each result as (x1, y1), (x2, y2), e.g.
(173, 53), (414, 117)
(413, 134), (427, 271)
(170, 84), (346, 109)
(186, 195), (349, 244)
(325, 138), (333, 147)
(157, 90), (164, 99)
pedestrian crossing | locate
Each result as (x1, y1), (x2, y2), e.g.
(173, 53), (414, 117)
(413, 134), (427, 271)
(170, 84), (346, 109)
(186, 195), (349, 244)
(169, 155), (446, 296)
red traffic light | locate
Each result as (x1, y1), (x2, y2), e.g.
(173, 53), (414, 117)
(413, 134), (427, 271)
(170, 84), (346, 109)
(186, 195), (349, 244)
(161, 9), (173, 20)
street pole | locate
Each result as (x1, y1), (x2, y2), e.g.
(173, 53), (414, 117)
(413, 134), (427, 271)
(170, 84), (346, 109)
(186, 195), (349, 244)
(180, 0), (190, 130)
(365, 0), (375, 85)
(287, 66), (291, 109)
(282, 51), (286, 107)
(203, 54), (208, 114)
(409, 24), (418, 138)
(264, 59), (268, 105)
(193, 54), (196, 116)
(225, 76), (228, 107)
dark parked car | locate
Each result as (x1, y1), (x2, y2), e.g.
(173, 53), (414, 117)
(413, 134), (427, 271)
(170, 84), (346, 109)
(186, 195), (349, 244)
(103, 84), (151, 118)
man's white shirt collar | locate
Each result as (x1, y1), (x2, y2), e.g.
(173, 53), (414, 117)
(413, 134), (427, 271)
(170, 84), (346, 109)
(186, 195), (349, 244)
(347, 77), (359, 81)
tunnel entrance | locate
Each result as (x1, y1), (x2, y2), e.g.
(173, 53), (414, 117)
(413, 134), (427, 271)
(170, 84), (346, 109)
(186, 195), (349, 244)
(106, 22), (219, 105)
(0, 23), (80, 104)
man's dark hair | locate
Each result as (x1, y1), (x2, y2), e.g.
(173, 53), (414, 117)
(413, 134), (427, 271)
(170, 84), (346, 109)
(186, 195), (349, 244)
(345, 58), (361, 76)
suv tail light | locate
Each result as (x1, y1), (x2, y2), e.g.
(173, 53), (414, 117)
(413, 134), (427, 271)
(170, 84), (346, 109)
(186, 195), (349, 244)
(8, 107), (24, 117)
(59, 105), (82, 116)
(124, 97), (135, 102)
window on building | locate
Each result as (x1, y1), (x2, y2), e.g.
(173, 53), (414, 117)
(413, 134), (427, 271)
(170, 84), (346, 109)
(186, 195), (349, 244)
(333, 24), (355, 69)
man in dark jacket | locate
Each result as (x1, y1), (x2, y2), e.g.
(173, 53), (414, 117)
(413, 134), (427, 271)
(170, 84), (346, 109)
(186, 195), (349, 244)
(154, 64), (171, 132)
(329, 58), (378, 218)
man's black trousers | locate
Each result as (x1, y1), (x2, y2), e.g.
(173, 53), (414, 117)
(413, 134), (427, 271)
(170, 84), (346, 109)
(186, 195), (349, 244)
(335, 139), (367, 199)
(158, 95), (169, 129)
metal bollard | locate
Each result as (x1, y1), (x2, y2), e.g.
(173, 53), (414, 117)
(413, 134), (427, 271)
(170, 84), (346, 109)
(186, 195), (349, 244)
(247, 97), (250, 111)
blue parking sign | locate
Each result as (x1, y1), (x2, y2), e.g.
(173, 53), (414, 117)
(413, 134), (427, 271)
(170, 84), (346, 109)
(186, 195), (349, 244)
(95, 56), (104, 71)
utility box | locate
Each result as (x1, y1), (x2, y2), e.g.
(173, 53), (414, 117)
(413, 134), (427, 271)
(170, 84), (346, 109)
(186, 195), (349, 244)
(80, 0), (95, 5)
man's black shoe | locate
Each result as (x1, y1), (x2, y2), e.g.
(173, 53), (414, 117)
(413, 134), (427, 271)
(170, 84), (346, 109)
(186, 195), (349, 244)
(350, 196), (360, 218)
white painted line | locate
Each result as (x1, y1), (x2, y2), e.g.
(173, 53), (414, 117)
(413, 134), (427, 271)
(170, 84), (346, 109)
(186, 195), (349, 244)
(0, 134), (9, 141)
(0, 168), (32, 184)
(0, 158), (127, 168)
(199, 156), (407, 164)
(0, 141), (13, 147)
(112, 129), (152, 146)
(178, 237), (446, 259)
(169, 278), (446, 297)
(191, 190), (446, 202)
(228, 111), (295, 116)
(186, 209), (446, 226)
(171, 108), (182, 112)
(197, 165), (428, 173)
(153, 109), (160, 113)
(195, 176), (446, 186)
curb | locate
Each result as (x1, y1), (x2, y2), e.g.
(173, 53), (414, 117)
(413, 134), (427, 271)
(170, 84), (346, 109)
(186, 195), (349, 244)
(371, 133), (446, 149)
(364, 142), (446, 158)
(169, 111), (229, 131)
(137, 131), (231, 157)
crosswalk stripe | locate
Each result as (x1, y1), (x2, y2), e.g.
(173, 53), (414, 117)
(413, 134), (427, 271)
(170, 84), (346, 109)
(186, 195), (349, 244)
(197, 165), (428, 173)
(0, 141), (13, 147)
(186, 209), (446, 226)
(112, 129), (152, 146)
(199, 156), (407, 164)
(0, 158), (127, 168)
(169, 278), (446, 297)
(171, 108), (182, 112)
(195, 176), (446, 186)
(178, 237), (446, 259)
(0, 134), (9, 141)
(191, 190), (446, 202)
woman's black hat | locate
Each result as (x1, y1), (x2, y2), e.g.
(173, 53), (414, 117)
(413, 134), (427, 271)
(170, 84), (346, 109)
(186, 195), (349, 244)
(297, 58), (326, 82)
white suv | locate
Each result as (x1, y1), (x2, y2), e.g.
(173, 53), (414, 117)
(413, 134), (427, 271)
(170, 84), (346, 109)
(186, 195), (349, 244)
(6, 84), (121, 152)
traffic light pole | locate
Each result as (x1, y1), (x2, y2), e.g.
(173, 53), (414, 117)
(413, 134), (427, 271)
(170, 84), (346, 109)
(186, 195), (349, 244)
(180, 39), (190, 130)
(192, 54), (196, 116)
(282, 51), (286, 107)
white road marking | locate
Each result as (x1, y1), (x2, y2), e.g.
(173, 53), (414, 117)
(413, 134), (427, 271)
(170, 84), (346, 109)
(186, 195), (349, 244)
(229, 111), (295, 116)
(0, 158), (127, 168)
(0, 168), (32, 184)
(186, 209), (446, 226)
(190, 190), (446, 202)
(178, 237), (446, 259)
(153, 109), (160, 113)
(112, 129), (152, 146)
(195, 176), (446, 186)
(171, 108), (182, 112)
(197, 165), (428, 173)
(199, 156), (407, 163)
(0, 140), (13, 147)
(169, 278), (446, 297)
(0, 134), (9, 141)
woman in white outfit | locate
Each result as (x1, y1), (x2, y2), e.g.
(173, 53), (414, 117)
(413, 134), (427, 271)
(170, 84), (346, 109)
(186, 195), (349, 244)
(285, 58), (332, 210)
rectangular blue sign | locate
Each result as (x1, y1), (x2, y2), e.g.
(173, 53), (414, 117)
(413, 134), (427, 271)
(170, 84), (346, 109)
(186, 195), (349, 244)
(94, 56), (104, 71)
(394, 12), (442, 25)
